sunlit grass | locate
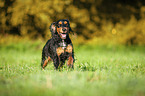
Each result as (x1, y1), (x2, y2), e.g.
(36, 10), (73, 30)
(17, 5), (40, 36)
(0, 41), (145, 96)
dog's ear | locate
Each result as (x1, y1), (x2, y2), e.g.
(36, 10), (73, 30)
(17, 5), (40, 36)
(65, 19), (73, 33)
(49, 22), (56, 34)
(69, 26), (73, 33)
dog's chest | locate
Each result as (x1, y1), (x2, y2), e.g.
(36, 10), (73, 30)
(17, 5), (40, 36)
(59, 40), (67, 50)
(57, 40), (72, 56)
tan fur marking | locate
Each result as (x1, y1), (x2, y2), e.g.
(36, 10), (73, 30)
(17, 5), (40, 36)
(59, 21), (62, 24)
(64, 21), (67, 24)
(59, 27), (63, 33)
(66, 45), (73, 53)
(66, 45), (73, 67)
(57, 27), (63, 38)
(42, 56), (51, 69)
(67, 55), (73, 67)
(57, 27), (60, 33)
(56, 47), (64, 56)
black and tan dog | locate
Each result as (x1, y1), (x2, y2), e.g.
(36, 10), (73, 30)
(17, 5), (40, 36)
(41, 19), (74, 70)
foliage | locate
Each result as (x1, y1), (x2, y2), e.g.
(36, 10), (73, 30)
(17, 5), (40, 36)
(0, 42), (145, 96)
(0, 0), (145, 45)
(87, 16), (145, 45)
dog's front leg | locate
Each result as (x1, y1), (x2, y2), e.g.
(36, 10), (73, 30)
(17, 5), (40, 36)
(66, 45), (74, 68)
(53, 56), (60, 69)
(53, 47), (64, 69)
(67, 54), (74, 68)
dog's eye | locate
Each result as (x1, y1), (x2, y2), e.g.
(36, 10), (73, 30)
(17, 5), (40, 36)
(58, 24), (61, 28)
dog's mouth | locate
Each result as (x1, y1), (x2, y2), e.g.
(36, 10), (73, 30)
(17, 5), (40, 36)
(60, 33), (67, 39)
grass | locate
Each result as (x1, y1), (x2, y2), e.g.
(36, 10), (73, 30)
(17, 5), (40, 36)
(0, 41), (145, 96)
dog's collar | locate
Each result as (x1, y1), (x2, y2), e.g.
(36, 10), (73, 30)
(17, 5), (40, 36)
(59, 40), (67, 49)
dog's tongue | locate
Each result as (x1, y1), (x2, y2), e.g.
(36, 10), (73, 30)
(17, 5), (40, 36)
(61, 34), (66, 38)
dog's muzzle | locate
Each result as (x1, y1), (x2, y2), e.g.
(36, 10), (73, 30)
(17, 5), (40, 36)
(60, 33), (67, 39)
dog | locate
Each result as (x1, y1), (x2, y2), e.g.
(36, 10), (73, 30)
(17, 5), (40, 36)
(41, 19), (75, 70)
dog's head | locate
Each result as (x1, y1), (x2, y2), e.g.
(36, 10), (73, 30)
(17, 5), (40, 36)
(55, 19), (72, 39)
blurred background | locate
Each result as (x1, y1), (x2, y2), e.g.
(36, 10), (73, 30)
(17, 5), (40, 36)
(0, 0), (145, 45)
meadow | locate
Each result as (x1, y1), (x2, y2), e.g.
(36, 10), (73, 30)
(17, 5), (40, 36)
(0, 41), (145, 96)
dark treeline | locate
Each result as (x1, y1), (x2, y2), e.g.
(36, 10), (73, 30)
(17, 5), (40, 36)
(0, 0), (145, 45)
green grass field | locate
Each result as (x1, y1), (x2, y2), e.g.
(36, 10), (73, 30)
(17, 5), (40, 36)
(0, 41), (145, 96)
